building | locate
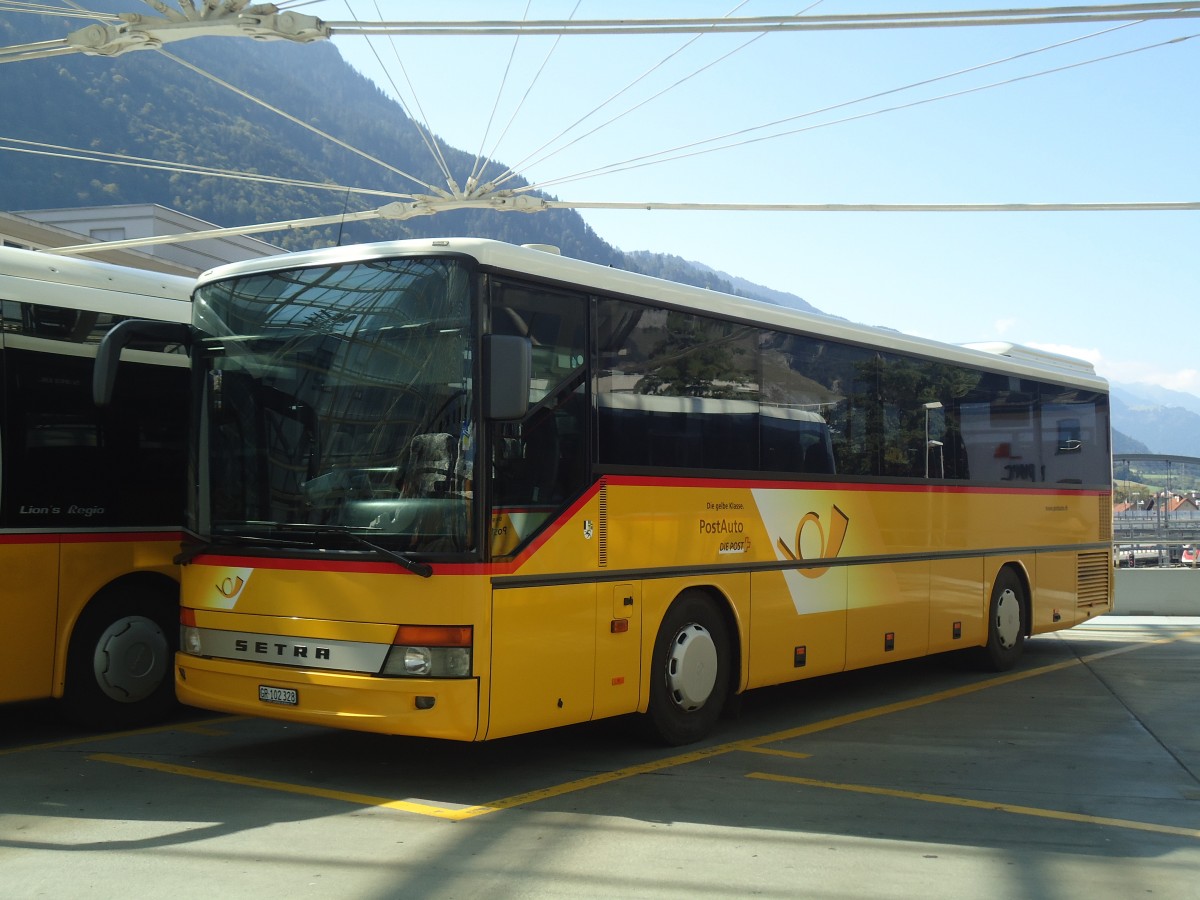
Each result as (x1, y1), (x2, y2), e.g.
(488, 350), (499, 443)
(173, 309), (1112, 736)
(2, 204), (282, 275)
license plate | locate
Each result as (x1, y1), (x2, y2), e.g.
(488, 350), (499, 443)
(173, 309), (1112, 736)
(258, 685), (298, 706)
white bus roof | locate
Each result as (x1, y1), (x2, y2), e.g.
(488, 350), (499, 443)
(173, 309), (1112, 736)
(196, 237), (1107, 392)
(960, 342), (1099, 378)
(1, 245), (193, 304)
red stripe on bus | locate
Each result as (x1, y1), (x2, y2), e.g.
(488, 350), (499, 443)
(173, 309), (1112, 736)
(600, 473), (1110, 497)
(178, 473), (1109, 574)
(0, 531), (184, 546)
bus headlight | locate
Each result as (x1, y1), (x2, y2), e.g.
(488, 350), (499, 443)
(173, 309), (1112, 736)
(380, 625), (472, 678)
(182, 624), (203, 655)
(403, 646), (432, 675)
(440, 647), (471, 677)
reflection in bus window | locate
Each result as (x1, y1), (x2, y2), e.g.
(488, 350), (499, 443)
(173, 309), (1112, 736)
(488, 280), (590, 557)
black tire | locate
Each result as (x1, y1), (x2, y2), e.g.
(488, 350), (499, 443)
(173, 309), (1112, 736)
(61, 582), (179, 730)
(975, 568), (1027, 672)
(645, 591), (732, 746)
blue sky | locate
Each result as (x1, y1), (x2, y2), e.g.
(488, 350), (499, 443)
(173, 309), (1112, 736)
(297, 4), (1194, 392)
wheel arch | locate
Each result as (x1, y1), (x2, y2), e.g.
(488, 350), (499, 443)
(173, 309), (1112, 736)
(657, 582), (745, 698)
(54, 569), (181, 697)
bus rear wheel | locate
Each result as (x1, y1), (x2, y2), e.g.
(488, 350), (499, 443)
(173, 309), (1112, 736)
(62, 583), (178, 730)
(975, 568), (1027, 672)
(645, 591), (731, 746)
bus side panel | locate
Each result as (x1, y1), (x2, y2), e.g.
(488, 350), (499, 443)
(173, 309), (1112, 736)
(1031, 550), (1078, 632)
(929, 557), (986, 654)
(486, 583), (597, 739)
(0, 542), (58, 703)
(846, 560), (930, 670)
(747, 568), (846, 690)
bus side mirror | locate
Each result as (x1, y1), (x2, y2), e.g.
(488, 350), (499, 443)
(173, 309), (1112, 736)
(94, 319), (191, 407)
(483, 334), (531, 421)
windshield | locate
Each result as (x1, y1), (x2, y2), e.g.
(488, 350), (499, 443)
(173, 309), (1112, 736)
(191, 255), (476, 555)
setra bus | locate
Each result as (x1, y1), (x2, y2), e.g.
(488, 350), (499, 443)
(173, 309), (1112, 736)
(1, 245), (191, 727)
(100, 238), (1112, 744)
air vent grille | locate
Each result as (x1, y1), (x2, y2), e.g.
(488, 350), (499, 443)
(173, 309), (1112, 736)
(1077, 550), (1112, 609)
(598, 480), (608, 568)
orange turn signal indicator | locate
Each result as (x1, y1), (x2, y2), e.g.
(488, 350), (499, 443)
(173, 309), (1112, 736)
(393, 625), (472, 647)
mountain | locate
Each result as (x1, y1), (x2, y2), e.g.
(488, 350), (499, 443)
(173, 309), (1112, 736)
(0, 8), (609, 257)
(671, 257), (824, 315)
(1117, 382), (1200, 417)
(1111, 384), (1200, 457)
(1112, 427), (1152, 455)
(0, 5), (795, 309)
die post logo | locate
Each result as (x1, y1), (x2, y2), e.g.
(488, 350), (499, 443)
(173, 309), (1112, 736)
(217, 575), (245, 601)
(209, 568), (253, 608)
(776, 506), (849, 578)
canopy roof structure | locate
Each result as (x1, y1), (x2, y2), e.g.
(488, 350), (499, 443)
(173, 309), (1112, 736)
(0, 1), (1197, 254)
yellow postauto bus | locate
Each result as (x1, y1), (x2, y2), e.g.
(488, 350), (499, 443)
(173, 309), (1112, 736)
(102, 238), (1111, 744)
(1, 245), (191, 727)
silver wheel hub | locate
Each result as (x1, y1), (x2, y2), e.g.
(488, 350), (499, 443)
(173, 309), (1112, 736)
(995, 588), (1021, 650)
(665, 623), (718, 711)
(93, 615), (169, 703)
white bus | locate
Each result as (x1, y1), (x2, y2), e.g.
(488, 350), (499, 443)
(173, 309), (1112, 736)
(0, 245), (192, 728)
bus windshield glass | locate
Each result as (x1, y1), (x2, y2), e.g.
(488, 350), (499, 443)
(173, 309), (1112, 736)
(192, 256), (476, 555)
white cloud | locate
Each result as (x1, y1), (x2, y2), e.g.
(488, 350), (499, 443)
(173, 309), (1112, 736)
(1165, 369), (1200, 393)
(1026, 344), (1200, 396)
(992, 317), (1016, 336)
(1041, 355), (1200, 398)
(1100, 362), (1200, 395)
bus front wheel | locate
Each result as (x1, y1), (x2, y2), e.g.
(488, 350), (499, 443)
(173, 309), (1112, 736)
(976, 568), (1027, 672)
(645, 591), (731, 746)
(62, 583), (179, 730)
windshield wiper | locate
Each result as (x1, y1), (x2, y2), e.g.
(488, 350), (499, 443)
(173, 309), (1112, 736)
(335, 527), (433, 579)
(180, 524), (434, 578)
(269, 522), (434, 578)
(174, 533), (314, 565)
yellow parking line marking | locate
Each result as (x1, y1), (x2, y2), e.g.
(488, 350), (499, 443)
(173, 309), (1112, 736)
(741, 746), (813, 760)
(0, 716), (244, 757)
(747, 771), (1200, 840)
(467, 742), (755, 815)
(89, 753), (492, 821)
(477, 633), (1197, 814)
(92, 742), (755, 820)
(81, 630), (1200, 820)
(745, 634), (1198, 747)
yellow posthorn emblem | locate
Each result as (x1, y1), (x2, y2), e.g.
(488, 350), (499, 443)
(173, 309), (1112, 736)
(204, 567), (254, 608)
(777, 506), (849, 579)
(217, 576), (245, 600)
